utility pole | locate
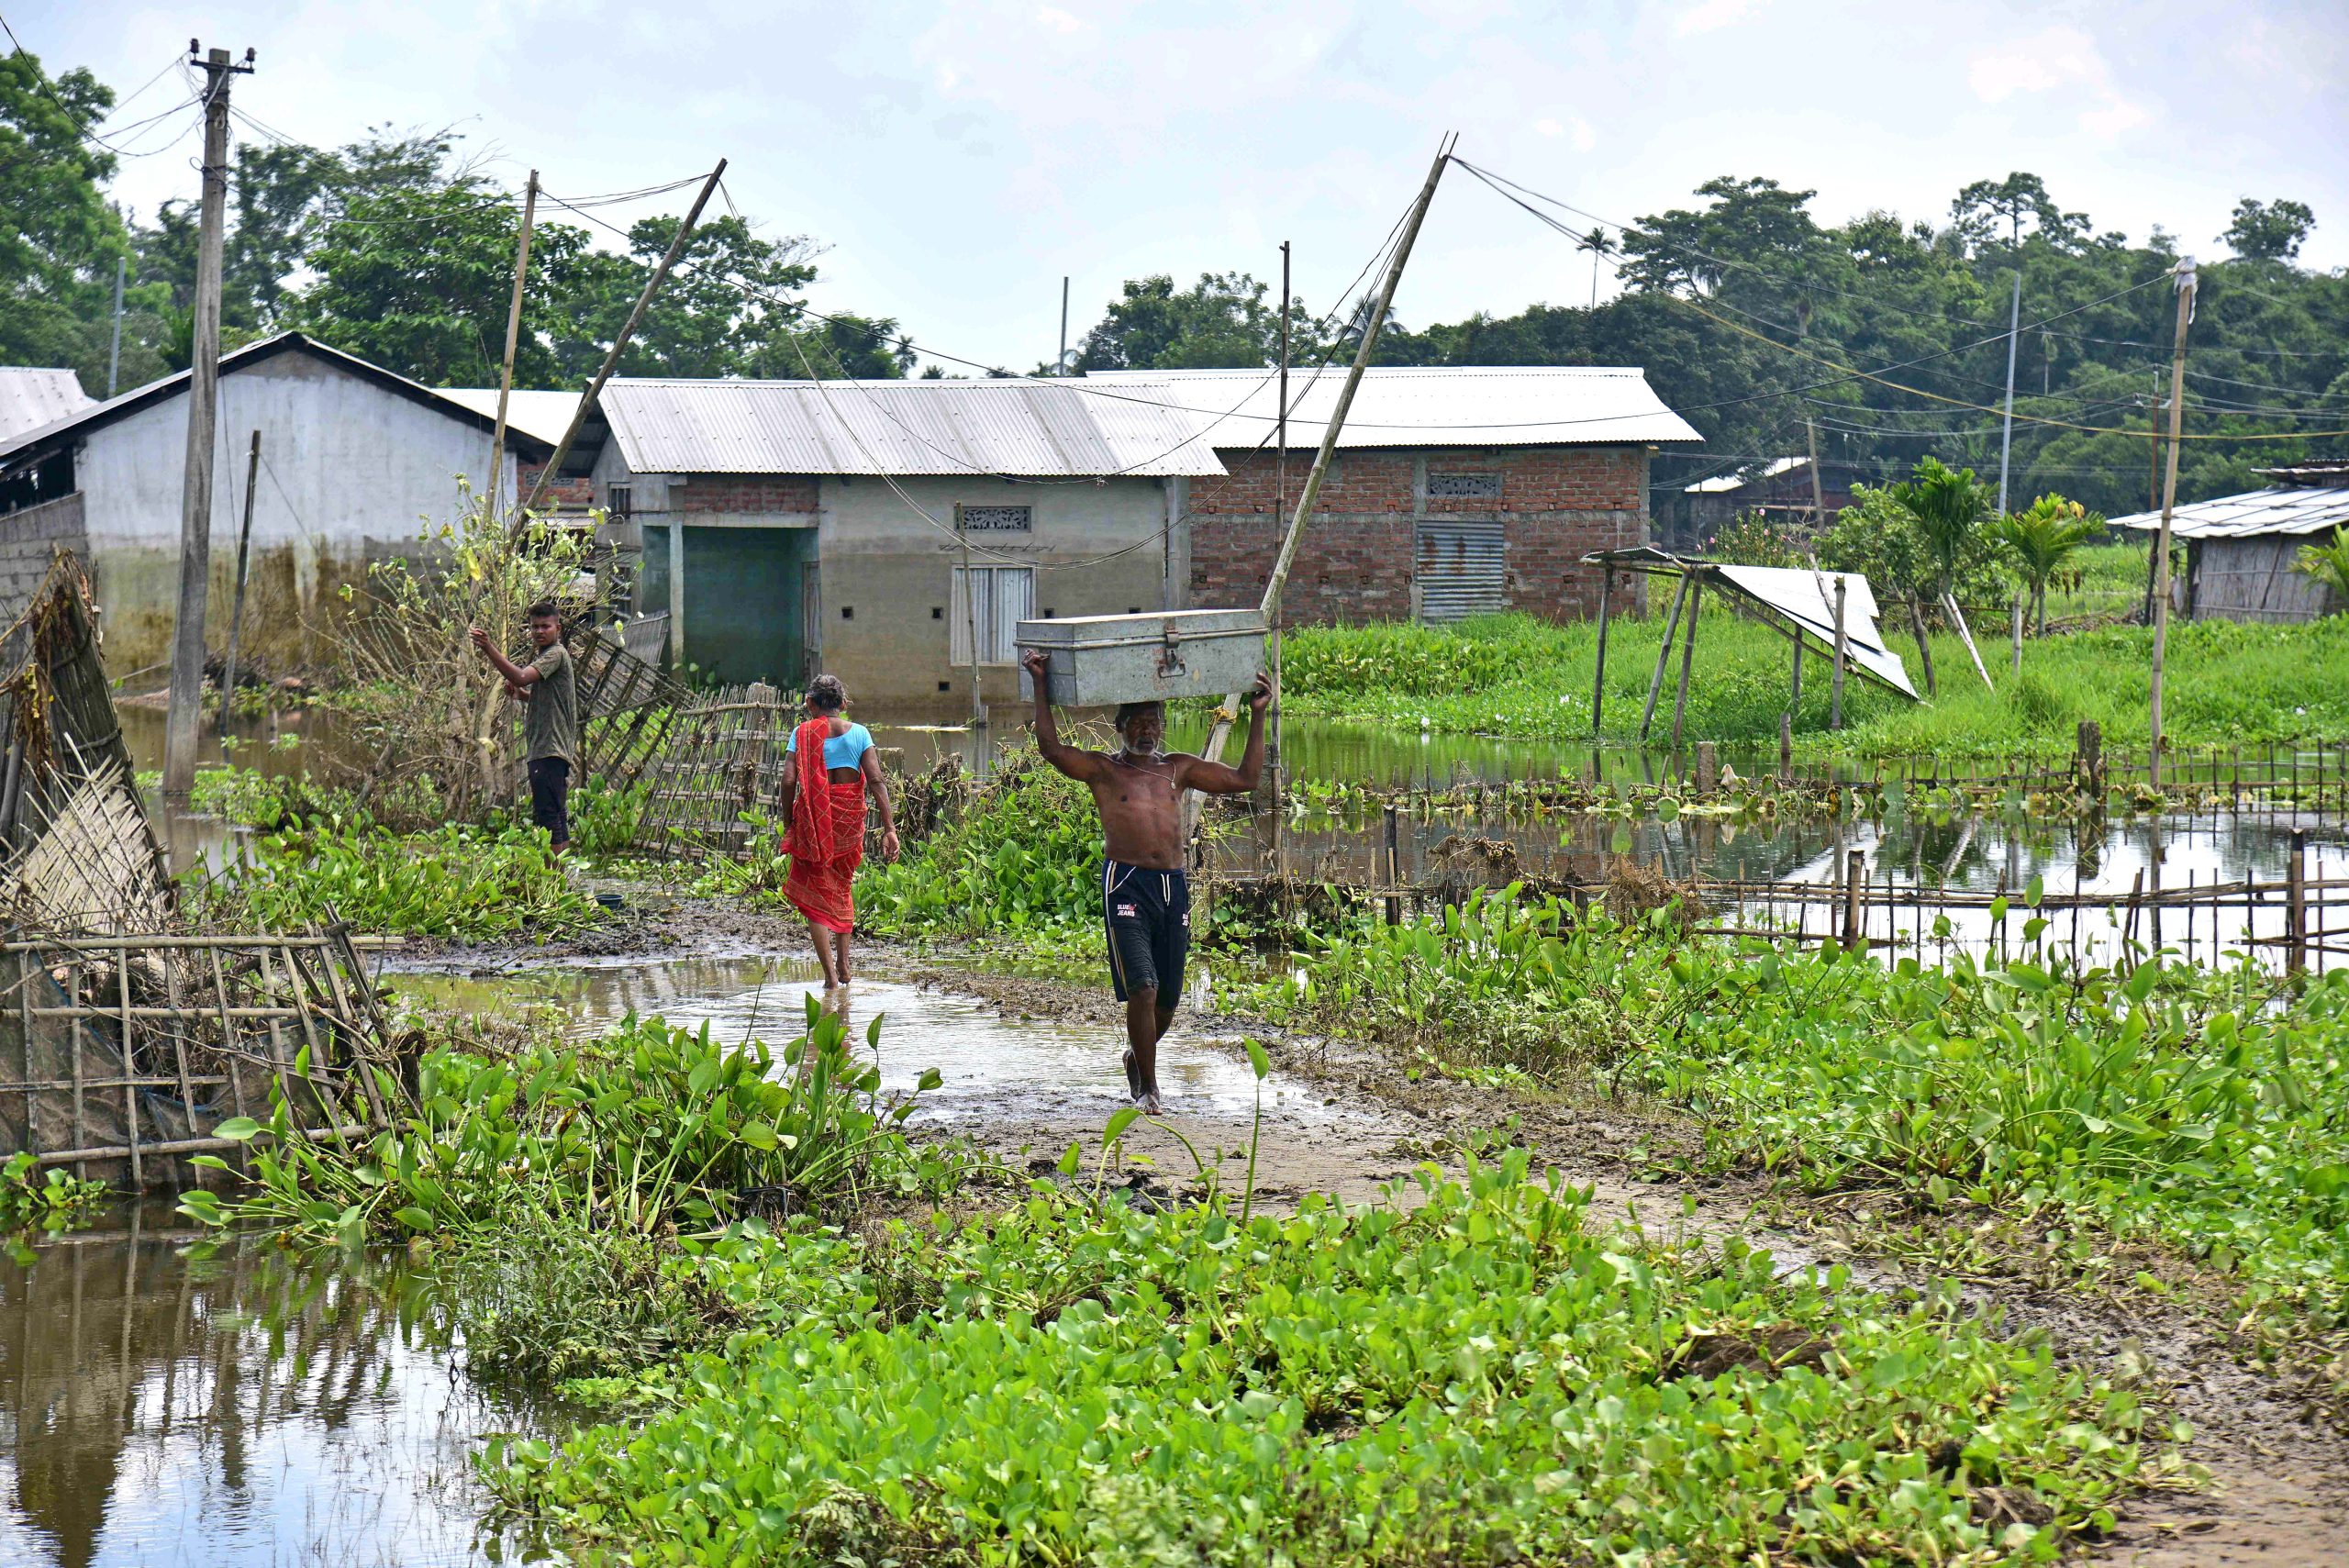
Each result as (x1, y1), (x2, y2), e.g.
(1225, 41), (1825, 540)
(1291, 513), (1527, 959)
(1190, 139), (1453, 793)
(2148, 258), (2196, 787)
(1057, 276), (1070, 374)
(218, 431), (260, 720)
(1267, 239), (1291, 806)
(1797, 299), (1825, 526)
(1995, 268), (2021, 517)
(484, 170), (539, 523)
(161, 41), (254, 806)
(106, 254), (126, 398)
(523, 160), (726, 523)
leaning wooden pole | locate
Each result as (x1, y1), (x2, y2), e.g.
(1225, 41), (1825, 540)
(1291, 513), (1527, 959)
(1188, 136), (1453, 795)
(518, 160), (727, 529)
(2148, 258), (2196, 787)
(484, 169), (539, 523)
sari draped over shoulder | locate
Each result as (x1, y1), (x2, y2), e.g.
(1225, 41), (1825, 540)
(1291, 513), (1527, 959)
(785, 717), (866, 935)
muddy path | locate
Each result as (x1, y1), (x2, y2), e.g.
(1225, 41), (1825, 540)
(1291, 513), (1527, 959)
(383, 893), (2349, 1563)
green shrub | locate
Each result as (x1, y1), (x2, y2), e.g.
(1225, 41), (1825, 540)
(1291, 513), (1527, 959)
(486, 1151), (2147, 1565)
(858, 759), (1107, 937)
(201, 818), (601, 940)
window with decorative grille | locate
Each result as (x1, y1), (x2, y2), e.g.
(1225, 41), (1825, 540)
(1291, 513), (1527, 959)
(1426, 473), (1502, 500)
(957, 504), (1033, 531)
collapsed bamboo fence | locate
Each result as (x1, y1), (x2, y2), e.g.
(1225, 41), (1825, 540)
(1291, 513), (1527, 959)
(0, 555), (409, 1186)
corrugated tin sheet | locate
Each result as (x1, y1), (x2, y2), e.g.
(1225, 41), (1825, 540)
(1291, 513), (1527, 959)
(600, 378), (1226, 478)
(1417, 518), (1507, 620)
(1085, 365), (1704, 450)
(438, 387), (583, 447)
(2110, 486), (2349, 540)
(0, 369), (93, 443)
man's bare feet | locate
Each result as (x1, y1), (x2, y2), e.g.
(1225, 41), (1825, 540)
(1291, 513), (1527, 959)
(1122, 1049), (1143, 1101)
(1140, 1088), (1164, 1117)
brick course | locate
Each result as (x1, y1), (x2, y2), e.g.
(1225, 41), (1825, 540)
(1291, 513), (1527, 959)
(1185, 446), (1647, 625)
(674, 474), (819, 514)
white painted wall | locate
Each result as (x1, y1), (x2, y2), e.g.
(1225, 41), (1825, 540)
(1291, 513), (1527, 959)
(79, 349), (518, 556)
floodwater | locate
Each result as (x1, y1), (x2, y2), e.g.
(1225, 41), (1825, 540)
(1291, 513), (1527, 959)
(0, 1207), (545, 1568)
(391, 953), (1332, 1129)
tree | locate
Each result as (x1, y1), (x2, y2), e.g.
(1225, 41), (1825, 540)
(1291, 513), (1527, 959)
(288, 173), (590, 386)
(1886, 456), (1994, 695)
(1074, 272), (1312, 371)
(2223, 198), (2315, 262)
(549, 212), (818, 381)
(1987, 493), (2102, 632)
(1952, 172), (2087, 254)
(0, 46), (133, 388)
(1575, 224), (1615, 310)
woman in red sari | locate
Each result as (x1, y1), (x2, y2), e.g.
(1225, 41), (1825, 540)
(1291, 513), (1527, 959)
(779, 674), (898, 989)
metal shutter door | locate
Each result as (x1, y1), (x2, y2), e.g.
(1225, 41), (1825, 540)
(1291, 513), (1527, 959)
(1416, 519), (1506, 621)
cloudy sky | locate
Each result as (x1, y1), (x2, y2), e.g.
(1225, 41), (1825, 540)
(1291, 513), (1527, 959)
(23, 0), (2347, 374)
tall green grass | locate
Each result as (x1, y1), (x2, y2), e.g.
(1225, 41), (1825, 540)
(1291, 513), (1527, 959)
(1279, 603), (2349, 759)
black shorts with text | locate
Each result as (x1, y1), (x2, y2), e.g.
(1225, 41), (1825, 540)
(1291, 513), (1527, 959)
(1102, 860), (1189, 1006)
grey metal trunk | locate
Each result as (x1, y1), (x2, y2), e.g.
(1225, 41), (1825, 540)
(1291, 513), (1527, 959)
(1017, 609), (1267, 707)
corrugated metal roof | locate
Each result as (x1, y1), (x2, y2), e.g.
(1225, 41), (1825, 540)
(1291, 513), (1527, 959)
(598, 377), (1226, 478)
(1085, 365), (1703, 450)
(2111, 487), (2349, 540)
(0, 369), (93, 442)
(1687, 455), (1804, 494)
(0, 334), (553, 468)
(438, 387), (583, 447)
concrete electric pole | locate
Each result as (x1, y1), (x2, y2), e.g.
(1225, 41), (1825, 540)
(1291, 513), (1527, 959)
(161, 42), (254, 806)
(2148, 258), (2197, 787)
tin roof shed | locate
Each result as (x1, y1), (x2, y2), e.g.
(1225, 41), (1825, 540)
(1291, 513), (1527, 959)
(1085, 365), (1703, 450)
(0, 369), (94, 443)
(596, 377), (1226, 478)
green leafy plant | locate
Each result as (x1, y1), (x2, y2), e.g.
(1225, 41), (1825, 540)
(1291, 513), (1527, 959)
(2294, 526), (2349, 609)
(197, 817), (601, 940)
(0, 1151), (107, 1233)
(1990, 494), (2105, 633)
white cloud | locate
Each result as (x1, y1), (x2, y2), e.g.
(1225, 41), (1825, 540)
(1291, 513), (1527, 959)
(1675, 0), (1756, 38)
(1532, 116), (1597, 150)
(1534, 117), (1563, 136)
(1967, 25), (2150, 142)
(1035, 6), (1082, 34)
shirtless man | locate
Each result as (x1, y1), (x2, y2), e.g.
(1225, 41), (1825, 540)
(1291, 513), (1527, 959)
(1024, 648), (1272, 1114)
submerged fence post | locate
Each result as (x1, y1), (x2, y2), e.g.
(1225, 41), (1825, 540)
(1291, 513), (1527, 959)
(1670, 576), (1704, 751)
(1842, 849), (1865, 953)
(2009, 594), (2024, 676)
(2076, 720), (2103, 801)
(1779, 712), (1793, 782)
(2288, 828), (2308, 978)
(1695, 741), (1718, 795)
(1383, 805), (1401, 927)
(1590, 565), (1612, 740)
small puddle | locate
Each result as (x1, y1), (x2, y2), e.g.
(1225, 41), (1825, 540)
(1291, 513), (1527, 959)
(391, 954), (1337, 1129)
(0, 1206), (548, 1568)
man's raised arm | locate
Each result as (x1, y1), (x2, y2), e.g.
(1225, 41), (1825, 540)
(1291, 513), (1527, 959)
(1022, 649), (1097, 781)
(1179, 672), (1273, 795)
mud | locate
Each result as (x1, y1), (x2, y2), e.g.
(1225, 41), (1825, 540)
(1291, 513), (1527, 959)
(381, 890), (2349, 1562)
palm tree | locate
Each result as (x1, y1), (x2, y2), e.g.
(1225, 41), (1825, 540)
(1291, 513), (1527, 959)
(1988, 494), (2103, 633)
(1888, 457), (1993, 696)
(1575, 226), (1616, 310)
(2296, 527), (2349, 612)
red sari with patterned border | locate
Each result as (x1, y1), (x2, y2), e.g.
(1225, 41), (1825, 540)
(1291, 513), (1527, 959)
(785, 717), (866, 935)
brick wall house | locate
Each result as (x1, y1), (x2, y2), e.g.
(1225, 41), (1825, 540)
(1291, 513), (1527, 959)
(1091, 367), (1698, 628)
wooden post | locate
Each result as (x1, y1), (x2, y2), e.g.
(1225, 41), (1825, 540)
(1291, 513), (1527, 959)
(1589, 564), (1612, 740)
(484, 169), (540, 521)
(1383, 804), (1400, 927)
(1779, 711), (1792, 781)
(2149, 259), (2197, 787)
(1695, 741), (1718, 795)
(2009, 594), (2024, 676)
(2076, 719), (2103, 798)
(218, 430), (261, 720)
(522, 160), (728, 525)
(1842, 848), (1865, 953)
(2288, 828), (2307, 978)
(1190, 139), (1452, 797)
(162, 45), (246, 806)
(1670, 576), (1703, 751)
(1830, 575), (1848, 731)
(1640, 572), (1691, 741)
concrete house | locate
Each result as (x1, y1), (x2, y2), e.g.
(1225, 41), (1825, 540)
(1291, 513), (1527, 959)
(1090, 366), (1701, 625)
(2115, 463), (2349, 623)
(571, 377), (1221, 706)
(0, 333), (552, 674)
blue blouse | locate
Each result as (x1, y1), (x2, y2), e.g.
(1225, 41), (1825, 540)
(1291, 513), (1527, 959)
(787, 721), (874, 772)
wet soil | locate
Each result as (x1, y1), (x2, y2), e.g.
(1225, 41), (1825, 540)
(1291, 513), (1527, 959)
(378, 890), (2349, 1562)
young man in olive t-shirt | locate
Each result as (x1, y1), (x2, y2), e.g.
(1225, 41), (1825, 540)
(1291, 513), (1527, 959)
(469, 600), (580, 855)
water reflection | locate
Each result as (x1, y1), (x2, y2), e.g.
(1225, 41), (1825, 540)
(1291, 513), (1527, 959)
(0, 1208), (540, 1568)
(391, 954), (1328, 1128)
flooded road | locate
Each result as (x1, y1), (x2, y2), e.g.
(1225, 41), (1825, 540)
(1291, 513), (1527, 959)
(0, 1207), (542, 1568)
(392, 953), (1341, 1130)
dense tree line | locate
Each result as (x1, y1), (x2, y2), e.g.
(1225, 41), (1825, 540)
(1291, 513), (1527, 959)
(2, 50), (910, 399)
(1076, 173), (2348, 517)
(8, 47), (2343, 517)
